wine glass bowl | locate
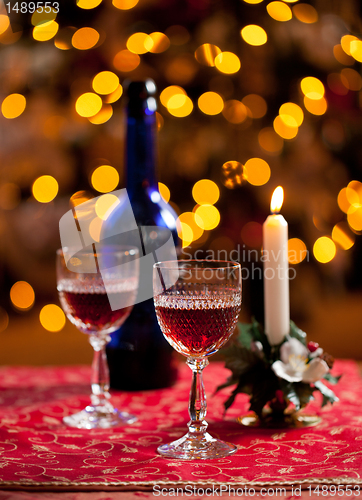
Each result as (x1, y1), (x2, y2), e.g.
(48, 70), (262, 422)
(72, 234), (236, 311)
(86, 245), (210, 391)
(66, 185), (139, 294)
(153, 260), (242, 460)
(57, 245), (139, 429)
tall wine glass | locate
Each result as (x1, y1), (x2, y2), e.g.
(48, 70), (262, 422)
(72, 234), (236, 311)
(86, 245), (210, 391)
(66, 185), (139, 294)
(153, 260), (242, 460)
(57, 245), (139, 429)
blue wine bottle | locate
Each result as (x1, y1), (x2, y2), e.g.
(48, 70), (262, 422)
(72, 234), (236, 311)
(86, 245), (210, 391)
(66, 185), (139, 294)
(105, 79), (179, 390)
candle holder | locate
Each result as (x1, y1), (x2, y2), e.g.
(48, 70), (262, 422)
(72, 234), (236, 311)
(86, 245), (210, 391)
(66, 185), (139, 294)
(217, 320), (340, 429)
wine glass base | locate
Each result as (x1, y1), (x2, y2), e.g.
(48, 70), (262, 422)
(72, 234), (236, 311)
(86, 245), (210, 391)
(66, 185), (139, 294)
(157, 432), (237, 460)
(63, 405), (137, 429)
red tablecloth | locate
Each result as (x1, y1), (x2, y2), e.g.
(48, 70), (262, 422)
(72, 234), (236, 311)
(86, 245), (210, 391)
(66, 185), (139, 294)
(0, 360), (361, 491)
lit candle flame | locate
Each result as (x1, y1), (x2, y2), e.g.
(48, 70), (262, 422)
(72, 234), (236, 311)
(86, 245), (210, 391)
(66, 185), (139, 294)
(270, 186), (284, 213)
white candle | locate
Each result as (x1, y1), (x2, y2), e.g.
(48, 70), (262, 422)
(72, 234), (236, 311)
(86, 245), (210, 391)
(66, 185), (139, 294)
(263, 186), (290, 345)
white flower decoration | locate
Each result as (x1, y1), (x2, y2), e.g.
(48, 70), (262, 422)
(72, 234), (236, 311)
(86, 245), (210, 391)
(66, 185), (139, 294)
(272, 337), (329, 383)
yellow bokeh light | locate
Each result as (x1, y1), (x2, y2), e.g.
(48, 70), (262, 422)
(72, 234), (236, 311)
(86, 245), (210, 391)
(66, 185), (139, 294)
(0, 307), (9, 333)
(32, 175), (59, 203)
(242, 94), (267, 119)
(244, 158), (271, 186)
(195, 205), (220, 231)
(70, 190), (94, 208)
(192, 179), (220, 205)
(31, 8), (57, 27)
(332, 222), (355, 250)
(241, 25), (267, 46)
(91, 165), (119, 193)
(347, 204), (362, 232)
(88, 103), (113, 124)
(194, 44), (221, 66)
(279, 102), (304, 127)
(112, 0), (139, 9)
(0, 15), (10, 35)
(92, 71), (119, 95)
(54, 27), (76, 50)
(105, 85), (123, 103)
(222, 161), (246, 189)
(167, 95), (193, 117)
(258, 127), (284, 154)
(267, 1), (292, 22)
(113, 50), (140, 72)
(95, 193), (120, 220)
(350, 39), (362, 62)
(177, 212), (204, 242)
(160, 86), (186, 107)
(347, 180), (362, 203)
(76, 92), (102, 117)
(222, 100), (248, 124)
(149, 32), (170, 53)
(89, 217), (103, 242)
(288, 238), (307, 264)
(177, 221), (193, 248)
(77, 0), (102, 8)
(243, 0), (263, 3)
(300, 76), (324, 100)
(40, 304), (66, 332)
(333, 44), (354, 65)
(273, 115), (298, 139)
(338, 187), (353, 214)
(10, 281), (35, 310)
(159, 182), (170, 203)
(304, 96), (327, 115)
(292, 3), (318, 23)
(1, 94), (26, 119)
(72, 27), (100, 50)
(198, 92), (224, 115)
(127, 32), (153, 54)
(214, 52), (241, 74)
(33, 20), (59, 41)
(164, 54), (198, 85)
(341, 35), (358, 56)
(313, 236), (336, 263)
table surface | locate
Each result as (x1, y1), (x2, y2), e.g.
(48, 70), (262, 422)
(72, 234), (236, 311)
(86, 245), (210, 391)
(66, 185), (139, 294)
(0, 360), (361, 494)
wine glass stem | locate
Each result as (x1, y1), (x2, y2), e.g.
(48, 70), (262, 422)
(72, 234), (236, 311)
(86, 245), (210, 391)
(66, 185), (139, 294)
(89, 334), (111, 408)
(187, 357), (209, 437)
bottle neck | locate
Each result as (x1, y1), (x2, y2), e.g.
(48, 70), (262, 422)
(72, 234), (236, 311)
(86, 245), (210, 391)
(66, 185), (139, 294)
(125, 113), (158, 196)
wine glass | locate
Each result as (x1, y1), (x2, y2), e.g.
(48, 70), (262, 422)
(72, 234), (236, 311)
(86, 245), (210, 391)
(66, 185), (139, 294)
(57, 245), (139, 429)
(153, 260), (242, 460)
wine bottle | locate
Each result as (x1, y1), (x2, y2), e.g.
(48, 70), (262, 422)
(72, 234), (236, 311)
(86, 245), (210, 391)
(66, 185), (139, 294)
(105, 79), (179, 390)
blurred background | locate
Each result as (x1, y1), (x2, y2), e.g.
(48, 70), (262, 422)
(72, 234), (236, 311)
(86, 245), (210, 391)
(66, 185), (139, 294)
(0, 0), (361, 364)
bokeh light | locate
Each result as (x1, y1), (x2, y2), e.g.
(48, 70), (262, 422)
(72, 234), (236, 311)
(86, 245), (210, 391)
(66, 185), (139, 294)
(89, 217), (103, 242)
(292, 3), (318, 23)
(177, 221), (193, 248)
(244, 158), (271, 186)
(350, 39), (362, 62)
(347, 204), (362, 232)
(76, 92), (103, 117)
(160, 86), (186, 106)
(258, 127), (284, 154)
(1, 94), (26, 119)
(112, 0), (139, 9)
(70, 191), (94, 208)
(33, 20), (59, 41)
(77, 0), (102, 8)
(192, 179), (220, 205)
(167, 94), (193, 117)
(347, 180), (362, 203)
(222, 161), (246, 189)
(332, 222), (355, 250)
(126, 32), (153, 54)
(92, 71), (119, 95)
(214, 52), (241, 74)
(279, 102), (304, 127)
(40, 304), (66, 332)
(113, 50), (140, 72)
(159, 182), (170, 203)
(72, 27), (100, 50)
(88, 104), (113, 124)
(105, 85), (123, 103)
(149, 32), (170, 53)
(177, 212), (204, 242)
(195, 204), (220, 230)
(313, 236), (336, 263)
(95, 194), (120, 220)
(267, 2), (292, 22)
(222, 100), (248, 124)
(194, 44), (221, 66)
(10, 281), (35, 310)
(242, 94), (267, 119)
(198, 92), (224, 115)
(241, 25), (267, 46)
(0, 15), (10, 35)
(32, 175), (59, 203)
(333, 44), (354, 65)
(288, 238), (308, 264)
(300, 77), (325, 100)
(340, 68), (362, 91)
(304, 96), (327, 115)
(91, 165), (119, 193)
(273, 115), (298, 139)
(31, 8), (57, 27)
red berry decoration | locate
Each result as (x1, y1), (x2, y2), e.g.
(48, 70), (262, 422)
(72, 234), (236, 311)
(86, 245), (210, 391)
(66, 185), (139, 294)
(308, 341), (319, 353)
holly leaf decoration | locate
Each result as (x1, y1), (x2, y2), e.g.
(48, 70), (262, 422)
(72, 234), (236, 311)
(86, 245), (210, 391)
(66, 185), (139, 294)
(314, 380), (339, 406)
(294, 382), (315, 408)
(323, 372), (342, 385)
(289, 321), (307, 345)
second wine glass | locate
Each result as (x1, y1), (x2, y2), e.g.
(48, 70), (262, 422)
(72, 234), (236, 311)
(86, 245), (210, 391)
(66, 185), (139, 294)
(153, 260), (242, 460)
(57, 245), (139, 429)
